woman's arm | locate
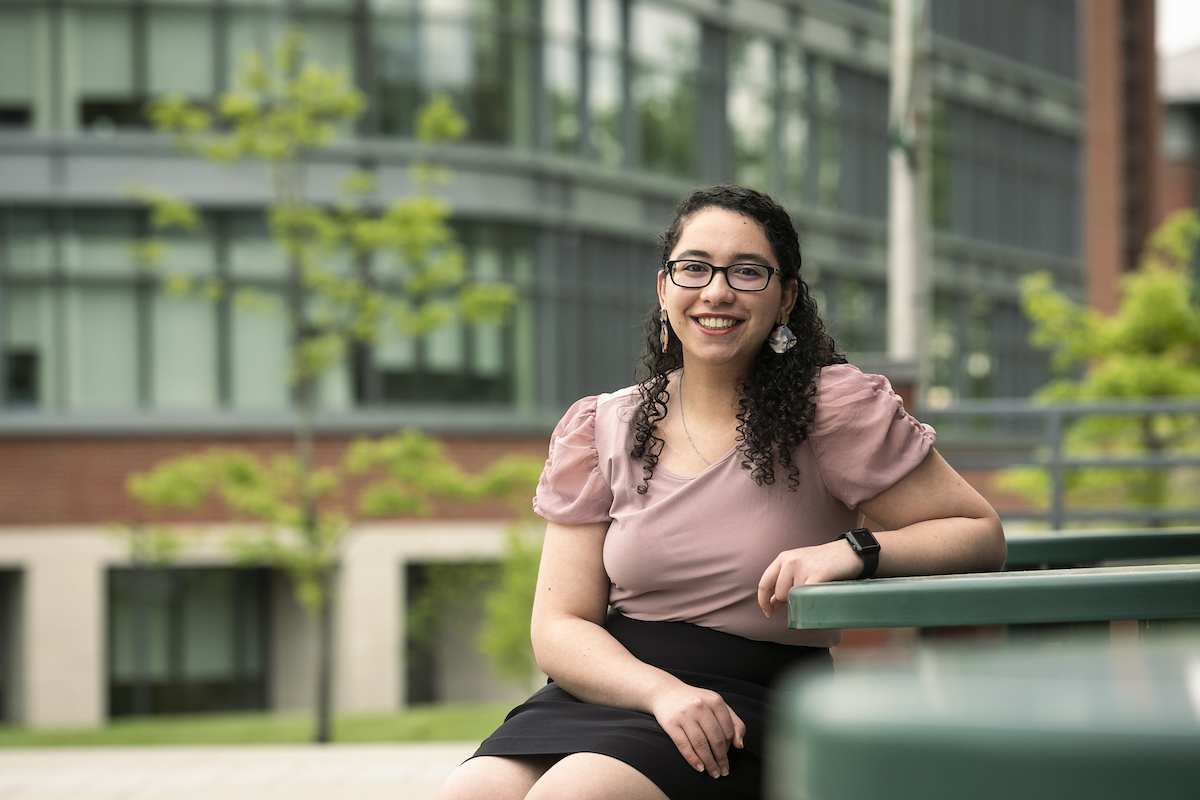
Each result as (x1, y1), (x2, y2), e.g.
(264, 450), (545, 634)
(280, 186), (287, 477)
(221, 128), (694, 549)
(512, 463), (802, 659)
(532, 520), (746, 779)
(757, 448), (1005, 616)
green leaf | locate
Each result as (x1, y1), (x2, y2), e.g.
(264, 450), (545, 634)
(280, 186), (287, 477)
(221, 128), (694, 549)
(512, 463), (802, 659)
(1001, 211), (1200, 515)
(416, 93), (468, 145)
(478, 530), (542, 680)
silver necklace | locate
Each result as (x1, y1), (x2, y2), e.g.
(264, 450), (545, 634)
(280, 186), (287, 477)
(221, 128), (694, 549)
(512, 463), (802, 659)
(679, 372), (712, 466)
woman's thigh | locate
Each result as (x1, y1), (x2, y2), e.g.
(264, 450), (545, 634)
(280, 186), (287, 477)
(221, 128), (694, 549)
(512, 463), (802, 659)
(435, 754), (558, 800)
(525, 752), (670, 800)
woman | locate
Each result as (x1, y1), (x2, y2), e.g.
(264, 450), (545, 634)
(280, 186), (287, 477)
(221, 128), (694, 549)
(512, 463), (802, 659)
(437, 185), (1005, 800)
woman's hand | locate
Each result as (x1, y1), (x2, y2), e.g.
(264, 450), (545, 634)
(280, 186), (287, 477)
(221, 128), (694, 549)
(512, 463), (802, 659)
(757, 450), (1006, 618)
(757, 539), (861, 617)
(649, 683), (746, 779)
(533, 522), (749, 779)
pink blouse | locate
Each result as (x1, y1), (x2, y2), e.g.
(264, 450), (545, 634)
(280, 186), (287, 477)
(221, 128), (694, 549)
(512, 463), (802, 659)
(532, 364), (936, 647)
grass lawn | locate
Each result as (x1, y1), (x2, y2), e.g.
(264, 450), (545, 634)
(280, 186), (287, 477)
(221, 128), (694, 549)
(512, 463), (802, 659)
(0, 702), (512, 748)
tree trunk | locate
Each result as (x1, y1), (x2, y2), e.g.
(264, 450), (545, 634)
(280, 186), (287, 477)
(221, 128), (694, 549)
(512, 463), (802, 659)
(314, 567), (335, 744)
(276, 149), (332, 742)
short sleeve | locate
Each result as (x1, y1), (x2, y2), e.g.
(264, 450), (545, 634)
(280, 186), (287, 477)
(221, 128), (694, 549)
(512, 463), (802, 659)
(809, 364), (936, 509)
(532, 396), (615, 524)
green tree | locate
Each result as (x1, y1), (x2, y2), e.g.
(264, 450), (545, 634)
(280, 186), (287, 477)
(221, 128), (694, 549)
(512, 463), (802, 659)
(998, 210), (1200, 518)
(126, 31), (536, 743)
(478, 530), (543, 686)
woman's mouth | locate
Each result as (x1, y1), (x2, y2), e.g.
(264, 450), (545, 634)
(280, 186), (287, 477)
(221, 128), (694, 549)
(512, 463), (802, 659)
(694, 316), (741, 331)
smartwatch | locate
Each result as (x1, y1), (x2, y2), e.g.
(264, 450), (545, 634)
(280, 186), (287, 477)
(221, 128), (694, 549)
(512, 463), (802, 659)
(839, 528), (881, 580)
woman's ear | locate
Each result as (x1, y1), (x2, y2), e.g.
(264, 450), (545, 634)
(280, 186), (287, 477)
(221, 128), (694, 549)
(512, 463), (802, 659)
(781, 279), (799, 317)
(657, 270), (668, 309)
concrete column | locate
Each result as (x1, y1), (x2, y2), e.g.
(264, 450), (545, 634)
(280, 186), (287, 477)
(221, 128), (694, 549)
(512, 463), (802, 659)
(9, 532), (109, 728)
(886, 0), (932, 404)
(1084, 0), (1124, 314)
(268, 570), (318, 712)
(334, 529), (401, 713)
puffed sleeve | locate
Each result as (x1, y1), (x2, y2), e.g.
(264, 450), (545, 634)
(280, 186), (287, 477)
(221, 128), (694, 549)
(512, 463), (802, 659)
(809, 364), (936, 509)
(532, 396), (615, 524)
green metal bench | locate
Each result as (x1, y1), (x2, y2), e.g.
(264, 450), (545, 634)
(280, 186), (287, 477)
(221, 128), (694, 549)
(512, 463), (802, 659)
(775, 563), (1200, 799)
(769, 641), (1200, 800)
(787, 563), (1200, 630)
(1004, 526), (1200, 569)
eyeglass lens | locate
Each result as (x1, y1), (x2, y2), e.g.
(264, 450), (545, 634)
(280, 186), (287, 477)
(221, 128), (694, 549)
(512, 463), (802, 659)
(668, 260), (773, 291)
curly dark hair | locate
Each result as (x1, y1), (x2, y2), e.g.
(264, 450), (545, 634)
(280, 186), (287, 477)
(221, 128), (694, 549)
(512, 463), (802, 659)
(631, 185), (845, 493)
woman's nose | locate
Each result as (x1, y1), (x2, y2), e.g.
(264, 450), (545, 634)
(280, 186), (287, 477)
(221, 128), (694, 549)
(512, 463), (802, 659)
(699, 268), (737, 303)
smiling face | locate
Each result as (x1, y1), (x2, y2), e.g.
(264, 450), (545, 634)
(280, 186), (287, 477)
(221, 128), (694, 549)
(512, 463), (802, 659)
(658, 207), (798, 374)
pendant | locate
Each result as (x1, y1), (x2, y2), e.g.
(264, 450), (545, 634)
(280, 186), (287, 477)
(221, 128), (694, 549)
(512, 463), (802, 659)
(768, 324), (797, 354)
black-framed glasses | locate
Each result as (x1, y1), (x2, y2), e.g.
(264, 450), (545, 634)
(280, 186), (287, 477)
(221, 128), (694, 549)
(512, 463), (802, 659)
(665, 259), (779, 292)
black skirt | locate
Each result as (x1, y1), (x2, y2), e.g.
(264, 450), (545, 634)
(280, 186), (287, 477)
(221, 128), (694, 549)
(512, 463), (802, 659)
(472, 610), (831, 800)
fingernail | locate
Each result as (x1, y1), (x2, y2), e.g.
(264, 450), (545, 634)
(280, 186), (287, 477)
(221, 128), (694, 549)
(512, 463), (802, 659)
(694, 763), (704, 772)
(710, 770), (720, 779)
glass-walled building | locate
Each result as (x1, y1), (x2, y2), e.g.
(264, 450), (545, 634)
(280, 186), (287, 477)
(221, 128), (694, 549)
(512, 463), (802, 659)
(0, 0), (1083, 414)
(0, 0), (1085, 726)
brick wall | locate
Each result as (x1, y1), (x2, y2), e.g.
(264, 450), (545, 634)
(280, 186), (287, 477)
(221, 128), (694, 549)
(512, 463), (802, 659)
(0, 433), (551, 527)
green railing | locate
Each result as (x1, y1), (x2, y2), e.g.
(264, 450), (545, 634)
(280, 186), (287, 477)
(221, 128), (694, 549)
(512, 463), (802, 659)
(923, 399), (1200, 529)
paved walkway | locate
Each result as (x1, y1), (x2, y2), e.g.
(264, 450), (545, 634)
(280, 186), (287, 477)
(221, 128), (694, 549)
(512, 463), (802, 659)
(0, 742), (478, 799)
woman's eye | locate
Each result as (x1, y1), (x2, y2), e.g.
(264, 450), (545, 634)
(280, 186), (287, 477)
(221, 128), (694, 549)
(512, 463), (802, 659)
(680, 262), (710, 274)
(732, 265), (766, 278)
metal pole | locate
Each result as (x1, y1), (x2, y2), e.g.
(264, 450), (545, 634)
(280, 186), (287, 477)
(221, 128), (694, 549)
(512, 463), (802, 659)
(1049, 410), (1065, 530)
(887, 0), (932, 401)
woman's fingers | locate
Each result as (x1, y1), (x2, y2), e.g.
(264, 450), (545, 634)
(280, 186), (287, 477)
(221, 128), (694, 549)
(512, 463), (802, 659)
(729, 705), (747, 749)
(653, 688), (743, 778)
(757, 557), (783, 615)
(760, 542), (865, 616)
(664, 718), (716, 776)
(759, 552), (802, 616)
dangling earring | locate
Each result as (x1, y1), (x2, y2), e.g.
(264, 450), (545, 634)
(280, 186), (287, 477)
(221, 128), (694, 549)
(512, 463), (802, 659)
(659, 308), (670, 353)
(768, 311), (797, 354)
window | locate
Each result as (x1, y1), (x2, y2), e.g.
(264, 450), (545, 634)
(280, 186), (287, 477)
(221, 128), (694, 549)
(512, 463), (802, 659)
(932, 0), (1078, 80)
(812, 60), (840, 209)
(152, 292), (219, 410)
(0, 6), (36, 129)
(824, 277), (885, 354)
(0, 571), (16, 721)
(834, 68), (889, 220)
(632, 2), (699, 178)
(544, 0), (582, 156)
(231, 288), (289, 410)
(226, 10), (286, 92)
(108, 568), (270, 717)
(376, 3), (535, 147)
(588, 0), (625, 167)
(945, 103), (1080, 257)
(376, 20), (420, 136)
(375, 224), (529, 404)
(148, 7), (215, 99)
(728, 35), (775, 190)
(778, 46), (809, 203)
(72, 6), (144, 130)
(3, 350), (38, 405)
(2, 287), (58, 408)
(65, 287), (139, 410)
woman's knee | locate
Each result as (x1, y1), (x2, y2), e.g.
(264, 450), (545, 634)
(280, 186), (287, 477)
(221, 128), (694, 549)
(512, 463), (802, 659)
(435, 755), (556, 800)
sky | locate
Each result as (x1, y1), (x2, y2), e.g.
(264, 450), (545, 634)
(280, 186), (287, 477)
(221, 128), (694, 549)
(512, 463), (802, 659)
(1158, 0), (1200, 57)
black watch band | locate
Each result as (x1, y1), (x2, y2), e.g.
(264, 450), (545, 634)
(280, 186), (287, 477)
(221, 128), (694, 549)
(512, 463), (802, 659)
(840, 527), (881, 580)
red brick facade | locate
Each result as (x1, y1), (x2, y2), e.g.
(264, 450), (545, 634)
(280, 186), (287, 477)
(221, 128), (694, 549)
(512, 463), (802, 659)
(0, 433), (551, 527)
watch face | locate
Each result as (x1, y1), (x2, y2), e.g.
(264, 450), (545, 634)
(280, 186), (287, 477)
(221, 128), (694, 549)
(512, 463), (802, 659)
(847, 528), (880, 552)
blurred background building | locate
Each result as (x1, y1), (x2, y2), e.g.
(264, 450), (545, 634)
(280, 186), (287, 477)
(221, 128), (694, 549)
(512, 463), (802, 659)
(0, 0), (1175, 728)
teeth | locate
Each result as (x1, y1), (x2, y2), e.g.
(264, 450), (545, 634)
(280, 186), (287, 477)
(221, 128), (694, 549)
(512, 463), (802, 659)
(696, 317), (737, 330)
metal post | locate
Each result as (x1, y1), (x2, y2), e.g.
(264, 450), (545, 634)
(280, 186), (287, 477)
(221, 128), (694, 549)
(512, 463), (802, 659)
(886, 0), (932, 401)
(1049, 410), (1065, 530)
